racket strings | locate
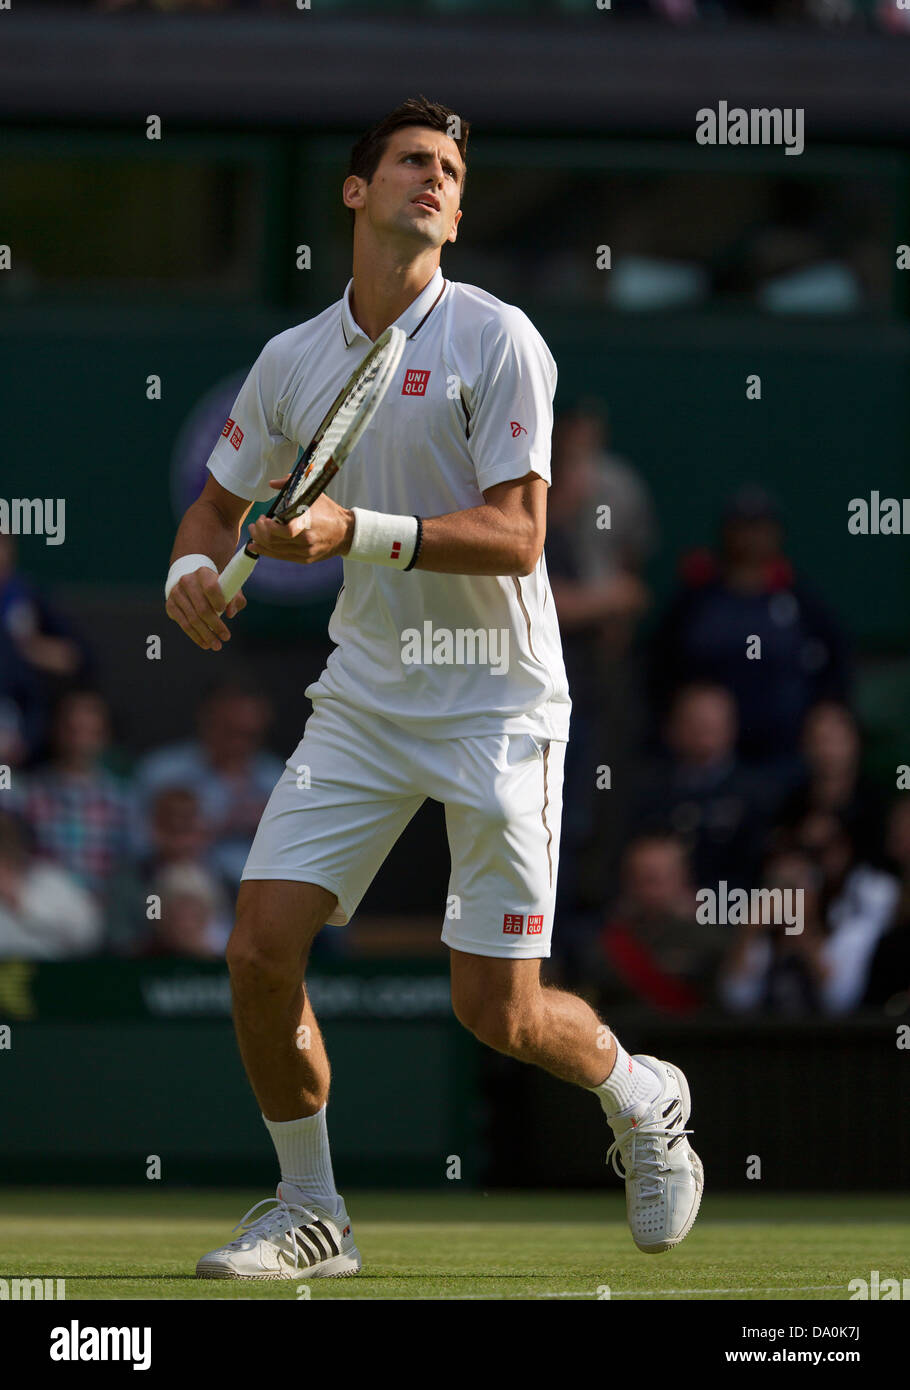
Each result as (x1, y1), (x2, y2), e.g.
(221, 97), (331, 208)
(283, 352), (390, 512)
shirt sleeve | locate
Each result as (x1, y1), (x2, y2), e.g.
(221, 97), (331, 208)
(467, 309), (557, 494)
(205, 337), (300, 503)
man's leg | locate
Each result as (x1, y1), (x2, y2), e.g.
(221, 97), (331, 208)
(196, 879), (361, 1279)
(226, 878), (336, 1120)
(225, 878), (349, 1216)
(197, 700), (425, 1279)
(449, 952), (618, 1087)
(450, 951), (703, 1253)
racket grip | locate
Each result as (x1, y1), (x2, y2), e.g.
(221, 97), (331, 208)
(218, 547), (258, 605)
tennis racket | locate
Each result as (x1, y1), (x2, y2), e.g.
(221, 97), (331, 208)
(218, 324), (406, 605)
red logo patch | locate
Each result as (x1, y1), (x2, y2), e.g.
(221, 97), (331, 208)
(390, 541), (401, 560)
(503, 913), (524, 935)
(402, 369), (430, 397)
(527, 915), (544, 935)
(221, 417), (234, 438)
(230, 425), (244, 451)
(510, 420), (527, 437)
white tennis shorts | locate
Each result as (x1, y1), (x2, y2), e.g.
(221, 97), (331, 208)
(241, 695), (566, 959)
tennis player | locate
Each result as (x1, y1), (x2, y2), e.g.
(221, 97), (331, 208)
(164, 96), (703, 1278)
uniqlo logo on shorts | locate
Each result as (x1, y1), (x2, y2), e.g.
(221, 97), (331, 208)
(527, 915), (544, 936)
(401, 369), (430, 397)
(503, 913), (524, 935)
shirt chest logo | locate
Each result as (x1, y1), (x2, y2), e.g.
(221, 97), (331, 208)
(401, 368), (431, 397)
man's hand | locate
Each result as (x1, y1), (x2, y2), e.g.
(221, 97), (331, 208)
(246, 476), (354, 566)
(166, 566), (246, 652)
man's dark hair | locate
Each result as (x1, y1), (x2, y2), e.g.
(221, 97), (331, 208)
(346, 95), (469, 228)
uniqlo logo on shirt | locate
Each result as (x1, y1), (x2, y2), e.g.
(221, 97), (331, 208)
(527, 915), (544, 936)
(402, 369), (430, 397)
(503, 913), (524, 935)
(230, 425), (244, 451)
(221, 418), (234, 438)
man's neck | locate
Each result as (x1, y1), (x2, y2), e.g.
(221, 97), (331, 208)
(349, 241), (441, 342)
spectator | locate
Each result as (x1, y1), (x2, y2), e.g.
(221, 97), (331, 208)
(632, 682), (773, 890)
(106, 785), (228, 953)
(0, 696), (28, 771)
(593, 833), (725, 1015)
(134, 680), (284, 892)
(719, 847), (828, 1016)
(774, 700), (886, 866)
(649, 486), (850, 793)
(793, 810), (898, 1011)
(16, 688), (135, 915)
(863, 798), (910, 1011)
(0, 533), (94, 764)
(0, 810), (102, 958)
(545, 404), (657, 905)
(136, 862), (230, 960)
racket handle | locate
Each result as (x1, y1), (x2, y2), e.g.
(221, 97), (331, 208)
(219, 547), (258, 605)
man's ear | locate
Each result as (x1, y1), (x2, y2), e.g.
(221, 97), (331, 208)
(343, 174), (366, 213)
(447, 208), (462, 245)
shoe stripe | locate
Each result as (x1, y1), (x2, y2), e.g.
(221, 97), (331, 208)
(312, 1220), (340, 1258)
(662, 1099), (679, 1118)
(299, 1225), (330, 1262)
(293, 1230), (320, 1265)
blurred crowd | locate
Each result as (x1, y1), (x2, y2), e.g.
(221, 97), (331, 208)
(67, 0), (910, 35)
(0, 539), (287, 962)
(1, 417), (908, 1020)
(546, 405), (908, 1019)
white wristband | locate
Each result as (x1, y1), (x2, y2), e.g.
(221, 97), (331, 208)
(348, 509), (419, 569)
(165, 553), (218, 601)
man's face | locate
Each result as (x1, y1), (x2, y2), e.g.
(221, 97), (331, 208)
(152, 790), (209, 860)
(624, 842), (689, 915)
(346, 126), (463, 248)
(202, 695), (268, 764)
(54, 695), (109, 761)
(668, 691), (736, 765)
(723, 517), (782, 565)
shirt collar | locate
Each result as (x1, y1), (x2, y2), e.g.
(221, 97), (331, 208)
(340, 266), (446, 348)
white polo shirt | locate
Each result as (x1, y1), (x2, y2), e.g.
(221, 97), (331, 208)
(206, 267), (571, 742)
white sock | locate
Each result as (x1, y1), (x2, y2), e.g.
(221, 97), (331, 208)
(262, 1105), (343, 1217)
(590, 1039), (661, 1118)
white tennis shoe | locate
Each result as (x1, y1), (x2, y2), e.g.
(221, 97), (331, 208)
(196, 1186), (362, 1280)
(605, 1054), (704, 1254)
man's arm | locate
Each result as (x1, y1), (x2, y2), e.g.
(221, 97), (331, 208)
(165, 475), (254, 652)
(410, 472), (547, 576)
(247, 471), (548, 578)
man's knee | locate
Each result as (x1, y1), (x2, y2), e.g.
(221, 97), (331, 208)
(225, 929), (299, 998)
(226, 881), (333, 998)
(452, 992), (538, 1055)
